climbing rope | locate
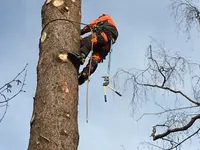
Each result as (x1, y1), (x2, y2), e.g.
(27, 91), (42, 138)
(41, 18), (88, 34)
(86, 27), (95, 123)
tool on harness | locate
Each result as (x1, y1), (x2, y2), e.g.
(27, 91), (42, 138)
(102, 76), (122, 102)
(102, 39), (122, 102)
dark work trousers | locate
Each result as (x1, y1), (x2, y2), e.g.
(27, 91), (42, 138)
(80, 31), (111, 76)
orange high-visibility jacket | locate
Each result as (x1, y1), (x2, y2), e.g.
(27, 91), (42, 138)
(81, 14), (119, 41)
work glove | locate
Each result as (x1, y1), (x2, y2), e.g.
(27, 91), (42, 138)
(80, 29), (85, 35)
(80, 25), (91, 35)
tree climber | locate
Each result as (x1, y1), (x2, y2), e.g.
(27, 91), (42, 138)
(76, 14), (119, 85)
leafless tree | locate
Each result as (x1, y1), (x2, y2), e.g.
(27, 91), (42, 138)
(0, 64), (28, 123)
(170, 0), (200, 36)
(114, 40), (200, 150)
(28, 0), (81, 150)
(112, 1), (200, 149)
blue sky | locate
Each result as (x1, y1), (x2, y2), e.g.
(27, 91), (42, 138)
(0, 0), (200, 150)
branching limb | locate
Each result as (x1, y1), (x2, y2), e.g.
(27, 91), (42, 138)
(114, 39), (200, 149)
(169, 128), (200, 149)
(137, 105), (199, 121)
(0, 102), (8, 123)
(0, 63), (28, 123)
(170, 0), (200, 35)
(0, 63), (28, 104)
(153, 114), (200, 140)
(139, 83), (200, 106)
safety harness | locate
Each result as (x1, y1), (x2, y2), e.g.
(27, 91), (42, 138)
(93, 18), (118, 43)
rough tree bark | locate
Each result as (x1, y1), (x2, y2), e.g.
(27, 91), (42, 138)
(28, 0), (81, 150)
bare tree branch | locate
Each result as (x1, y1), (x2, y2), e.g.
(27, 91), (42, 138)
(0, 102), (8, 123)
(153, 114), (200, 140)
(139, 83), (200, 106)
(0, 64), (28, 91)
(115, 39), (200, 149)
(137, 105), (199, 121)
(169, 128), (200, 149)
(170, 0), (200, 36)
(0, 63), (28, 104)
(0, 63), (28, 123)
(143, 127), (200, 150)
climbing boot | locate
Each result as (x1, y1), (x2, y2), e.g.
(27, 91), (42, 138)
(78, 72), (88, 85)
(68, 52), (86, 65)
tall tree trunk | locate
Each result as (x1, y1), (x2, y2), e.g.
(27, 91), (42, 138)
(28, 0), (81, 150)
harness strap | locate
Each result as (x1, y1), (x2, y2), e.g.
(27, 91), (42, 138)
(107, 39), (113, 77)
